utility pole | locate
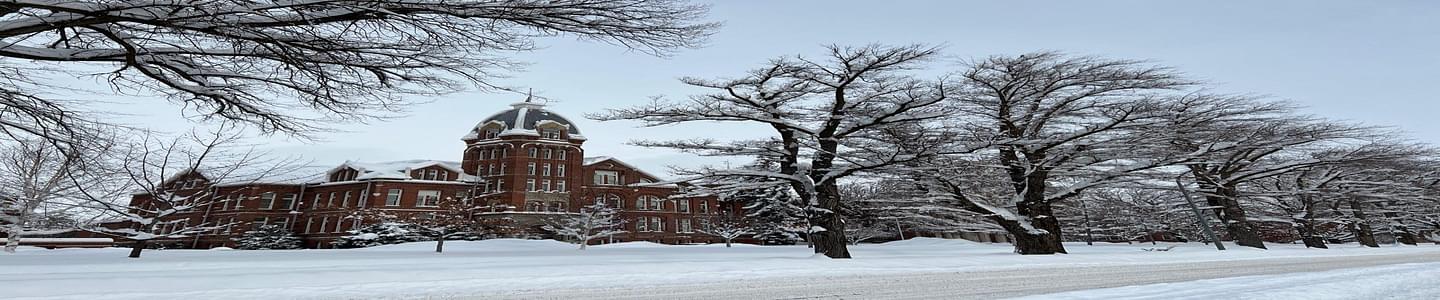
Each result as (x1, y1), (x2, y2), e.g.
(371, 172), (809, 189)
(1176, 177), (1225, 251)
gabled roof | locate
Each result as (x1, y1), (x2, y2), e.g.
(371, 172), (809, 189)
(325, 160), (470, 182)
(582, 156), (665, 182)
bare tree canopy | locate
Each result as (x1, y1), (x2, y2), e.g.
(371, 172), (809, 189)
(594, 44), (953, 258)
(0, 0), (717, 144)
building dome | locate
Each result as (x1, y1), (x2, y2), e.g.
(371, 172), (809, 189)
(463, 99), (583, 141)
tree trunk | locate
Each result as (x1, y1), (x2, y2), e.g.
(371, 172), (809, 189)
(128, 239), (148, 258)
(4, 234), (19, 253)
(1012, 232), (1065, 255)
(808, 182), (851, 258)
(724, 238), (732, 248)
(1347, 199), (1379, 247)
(1394, 227), (1418, 246)
(1203, 183), (1266, 249)
(1295, 220), (1327, 249)
(435, 238), (445, 253)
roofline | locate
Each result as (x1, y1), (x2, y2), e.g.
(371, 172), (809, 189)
(583, 157), (664, 182)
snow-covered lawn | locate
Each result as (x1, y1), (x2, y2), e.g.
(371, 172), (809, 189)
(2, 239), (1437, 299)
(1023, 262), (1440, 300)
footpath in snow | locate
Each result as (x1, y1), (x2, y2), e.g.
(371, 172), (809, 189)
(1, 238), (1438, 299)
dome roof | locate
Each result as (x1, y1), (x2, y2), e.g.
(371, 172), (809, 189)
(463, 99), (583, 140)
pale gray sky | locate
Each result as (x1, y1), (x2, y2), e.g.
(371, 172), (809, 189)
(91, 1), (1440, 177)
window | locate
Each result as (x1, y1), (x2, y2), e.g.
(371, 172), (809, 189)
(541, 129), (561, 139)
(333, 217), (343, 233)
(440, 170), (449, 181)
(217, 196), (230, 211)
(424, 169), (438, 180)
(484, 128), (499, 139)
(253, 217), (268, 230)
(385, 189), (402, 206)
(542, 163), (551, 176)
(678, 199), (690, 213)
(651, 217), (663, 232)
(594, 170), (619, 185)
(527, 162), (536, 175)
(500, 163), (507, 174)
(232, 196), (245, 210)
(541, 179), (551, 192)
(487, 164), (495, 175)
(417, 190), (441, 207)
(327, 192), (336, 208)
(280, 194), (297, 210)
(490, 149), (500, 159)
(557, 165), (566, 177)
(637, 195), (662, 211)
(305, 218), (314, 234)
(608, 194), (622, 209)
(679, 219), (692, 233)
(320, 217), (330, 233)
(311, 194), (321, 209)
(342, 191), (352, 208)
(543, 148), (552, 159)
(636, 217), (649, 232)
(527, 147), (537, 158)
(556, 180), (567, 192)
(497, 179), (504, 191)
(558, 150), (567, 160)
(260, 192), (277, 209)
(700, 200), (709, 214)
(526, 179), (536, 191)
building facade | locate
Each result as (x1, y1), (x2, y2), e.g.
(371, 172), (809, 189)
(124, 100), (732, 249)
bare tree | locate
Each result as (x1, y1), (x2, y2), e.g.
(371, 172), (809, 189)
(921, 52), (1194, 254)
(0, 0), (717, 145)
(351, 196), (485, 253)
(543, 201), (624, 250)
(0, 138), (99, 252)
(594, 44), (952, 258)
(700, 213), (749, 247)
(75, 124), (301, 258)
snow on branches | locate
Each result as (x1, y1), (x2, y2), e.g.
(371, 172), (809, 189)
(543, 201), (625, 250)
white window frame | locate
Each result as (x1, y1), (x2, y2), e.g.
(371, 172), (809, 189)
(678, 199), (690, 213)
(594, 170), (619, 185)
(557, 164), (566, 177)
(542, 163), (551, 176)
(556, 180), (567, 192)
(526, 179), (536, 191)
(342, 191), (352, 207)
(417, 190), (441, 207)
(385, 189), (402, 206)
(527, 162), (536, 175)
(260, 192), (277, 209)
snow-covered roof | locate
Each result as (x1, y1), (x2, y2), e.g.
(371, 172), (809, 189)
(324, 159), (472, 183)
(582, 156), (665, 182)
(462, 99), (586, 141)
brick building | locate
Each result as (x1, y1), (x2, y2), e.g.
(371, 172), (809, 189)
(123, 99), (733, 249)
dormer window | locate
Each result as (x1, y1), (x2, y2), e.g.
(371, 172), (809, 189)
(483, 128), (500, 139)
(540, 128), (562, 140)
(594, 170), (619, 185)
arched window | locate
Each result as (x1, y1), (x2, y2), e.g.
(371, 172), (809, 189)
(637, 195), (661, 211)
(607, 194), (622, 209)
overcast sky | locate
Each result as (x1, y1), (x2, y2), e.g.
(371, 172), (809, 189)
(93, 1), (1440, 178)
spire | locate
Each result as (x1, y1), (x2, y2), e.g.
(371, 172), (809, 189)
(510, 88), (545, 109)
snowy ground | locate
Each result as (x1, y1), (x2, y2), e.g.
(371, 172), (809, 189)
(2, 239), (1438, 299)
(1021, 262), (1440, 300)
